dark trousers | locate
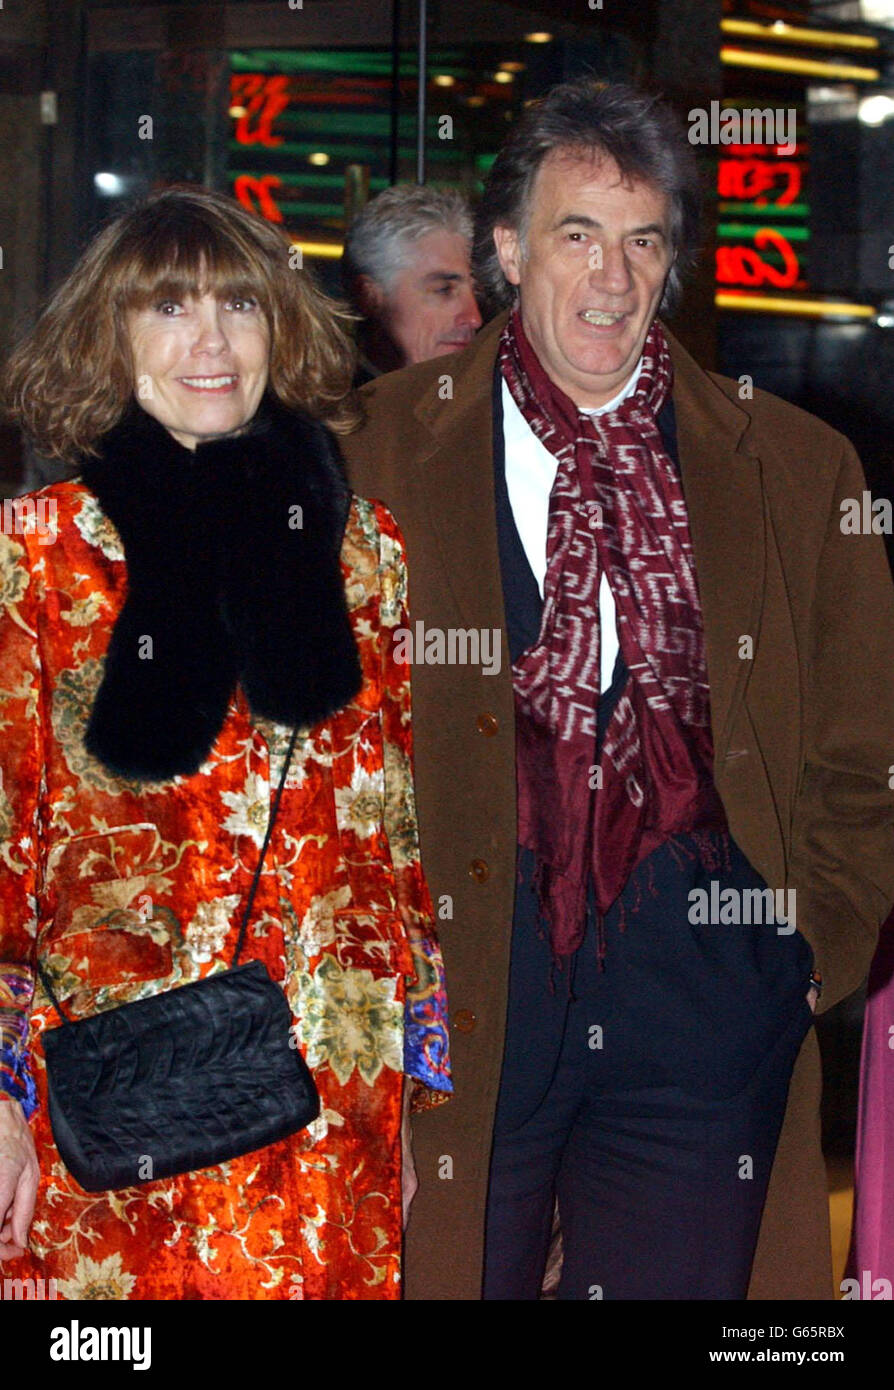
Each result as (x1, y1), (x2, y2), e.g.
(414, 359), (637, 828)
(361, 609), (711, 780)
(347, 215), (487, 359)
(482, 835), (815, 1300)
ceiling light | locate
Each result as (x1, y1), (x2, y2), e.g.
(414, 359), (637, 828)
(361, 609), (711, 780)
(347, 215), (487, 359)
(721, 47), (879, 81)
(94, 172), (125, 195)
(858, 93), (894, 124)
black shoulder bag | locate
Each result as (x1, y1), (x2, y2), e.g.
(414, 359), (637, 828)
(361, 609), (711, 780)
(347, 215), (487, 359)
(36, 726), (319, 1193)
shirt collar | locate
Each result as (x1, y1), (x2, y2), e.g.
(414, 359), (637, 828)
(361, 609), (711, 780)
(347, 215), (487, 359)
(578, 355), (644, 416)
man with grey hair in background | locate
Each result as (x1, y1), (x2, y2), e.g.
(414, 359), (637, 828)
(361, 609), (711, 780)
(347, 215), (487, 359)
(342, 183), (481, 379)
(342, 80), (894, 1301)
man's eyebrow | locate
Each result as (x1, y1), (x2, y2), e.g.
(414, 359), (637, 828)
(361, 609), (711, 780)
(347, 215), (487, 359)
(553, 214), (667, 238)
(420, 270), (464, 284)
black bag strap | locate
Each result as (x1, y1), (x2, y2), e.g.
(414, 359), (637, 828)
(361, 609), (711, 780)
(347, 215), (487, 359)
(36, 724), (301, 1026)
(231, 723), (300, 967)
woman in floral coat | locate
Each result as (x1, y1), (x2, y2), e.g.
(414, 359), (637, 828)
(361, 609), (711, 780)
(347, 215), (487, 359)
(0, 187), (450, 1299)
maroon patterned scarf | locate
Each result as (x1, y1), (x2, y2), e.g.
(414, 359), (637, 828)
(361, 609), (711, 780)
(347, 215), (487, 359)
(500, 309), (724, 959)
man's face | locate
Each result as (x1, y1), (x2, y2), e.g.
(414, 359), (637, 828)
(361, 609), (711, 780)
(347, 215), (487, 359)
(493, 149), (675, 409)
(371, 229), (482, 365)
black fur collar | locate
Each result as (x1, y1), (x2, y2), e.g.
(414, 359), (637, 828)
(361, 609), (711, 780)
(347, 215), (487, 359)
(80, 394), (363, 781)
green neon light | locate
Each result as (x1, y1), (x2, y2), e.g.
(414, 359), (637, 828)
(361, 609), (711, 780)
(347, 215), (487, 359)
(272, 200), (356, 216)
(717, 223), (810, 241)
(231, 49), (468, 76)
(262, 113), (437, 136)
(229, 143), (461, 162)
(230, 171), (391, 191)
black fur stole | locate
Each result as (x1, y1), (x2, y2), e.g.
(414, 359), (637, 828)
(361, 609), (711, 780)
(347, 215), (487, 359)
(80, 395), (363, 781)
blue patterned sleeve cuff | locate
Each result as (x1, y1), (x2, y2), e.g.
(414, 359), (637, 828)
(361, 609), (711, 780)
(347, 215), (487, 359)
(403, 934), (453, 1094)
(0, 1040), (38, 1119)
(1, 966), (38, 1118)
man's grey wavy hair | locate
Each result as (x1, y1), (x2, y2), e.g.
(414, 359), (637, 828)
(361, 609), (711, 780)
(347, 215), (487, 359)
(474, 80), (702, 317)
(342, 184), (474, 296)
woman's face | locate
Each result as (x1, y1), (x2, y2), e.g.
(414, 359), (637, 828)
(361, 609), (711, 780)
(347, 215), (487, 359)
(126, 290), (271, 450)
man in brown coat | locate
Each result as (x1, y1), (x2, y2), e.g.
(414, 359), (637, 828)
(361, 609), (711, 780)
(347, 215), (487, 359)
(342, 80), (894, 1299)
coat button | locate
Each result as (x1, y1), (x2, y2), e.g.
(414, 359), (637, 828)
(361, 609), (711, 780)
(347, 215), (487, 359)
(453, 1009), (477, 1033)
(469, 858), (490, 883)
(476, 712), (499, 736)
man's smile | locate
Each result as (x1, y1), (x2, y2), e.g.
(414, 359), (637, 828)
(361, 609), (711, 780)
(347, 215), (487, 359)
(578, 309), (629, 327)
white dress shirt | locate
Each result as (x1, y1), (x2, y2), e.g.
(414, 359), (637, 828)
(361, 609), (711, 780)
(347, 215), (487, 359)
(502, 358), (643, 692)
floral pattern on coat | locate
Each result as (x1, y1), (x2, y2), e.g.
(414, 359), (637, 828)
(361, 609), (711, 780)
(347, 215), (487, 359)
(0, 480), (450, 1300)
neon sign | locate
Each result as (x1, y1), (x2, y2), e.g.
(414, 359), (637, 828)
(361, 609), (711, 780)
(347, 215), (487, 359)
(233, 174), (285, 223)
(231, 75), (290, 148)
(716, 226), (801, 289)
(717, 150), (802, 206)
(715, 137), (809, 293)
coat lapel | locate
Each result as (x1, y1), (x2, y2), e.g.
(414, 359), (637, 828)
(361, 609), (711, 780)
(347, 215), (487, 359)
(665, 326), (766, 764)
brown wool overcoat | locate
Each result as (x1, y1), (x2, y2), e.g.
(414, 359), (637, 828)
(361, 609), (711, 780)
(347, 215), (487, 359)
(341, 309), (894, 1300)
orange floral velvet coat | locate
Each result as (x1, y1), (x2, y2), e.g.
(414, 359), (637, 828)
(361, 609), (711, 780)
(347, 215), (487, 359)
(0, 482), (450, 1300)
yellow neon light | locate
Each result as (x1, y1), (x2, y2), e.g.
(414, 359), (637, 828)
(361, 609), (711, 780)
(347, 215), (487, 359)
(721, 47), (879, 80)
(716, 292), (876, 319)
(290, 241), (344, 260)
(720, 19), (878, 51)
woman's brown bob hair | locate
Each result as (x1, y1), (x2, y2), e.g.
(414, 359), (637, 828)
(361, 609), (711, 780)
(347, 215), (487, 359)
(4, 185), (360, 462)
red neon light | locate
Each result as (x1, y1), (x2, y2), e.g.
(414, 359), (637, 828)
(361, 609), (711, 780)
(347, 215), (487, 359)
(724, 144), (804, 159)
(231, 75), (290, 147)
(716, 227), (802, 289)
(233, 174), (284, 224)
(718, 157), (802, 206)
